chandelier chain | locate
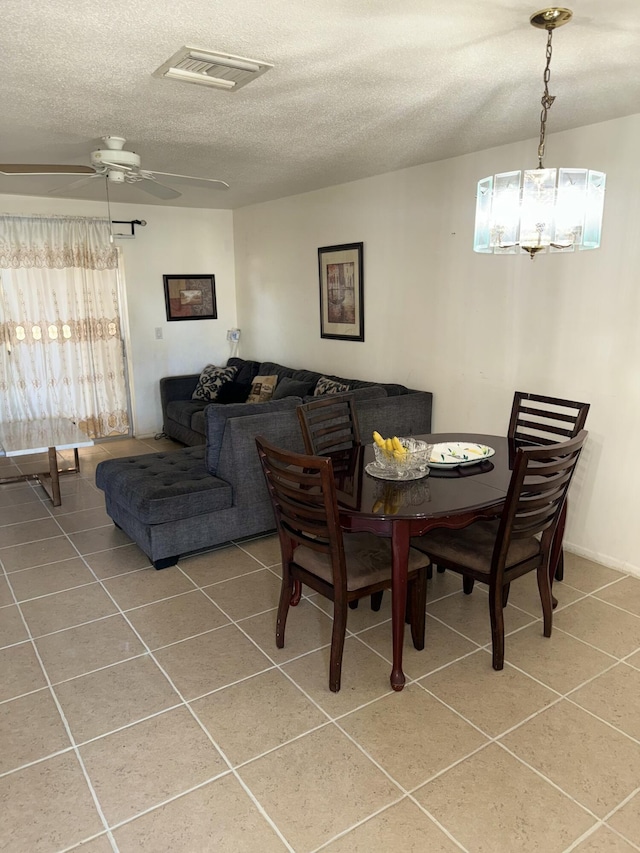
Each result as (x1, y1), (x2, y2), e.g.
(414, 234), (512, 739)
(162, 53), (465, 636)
(538, 27), (556, 167)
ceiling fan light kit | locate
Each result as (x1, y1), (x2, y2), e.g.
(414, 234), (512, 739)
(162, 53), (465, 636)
(473, 7), (606, 259)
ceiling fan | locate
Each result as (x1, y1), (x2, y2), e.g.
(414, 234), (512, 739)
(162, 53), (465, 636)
(0, 136), (229, 200)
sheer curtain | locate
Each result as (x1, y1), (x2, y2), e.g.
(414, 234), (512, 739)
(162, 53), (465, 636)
(0, 214), (130, 438)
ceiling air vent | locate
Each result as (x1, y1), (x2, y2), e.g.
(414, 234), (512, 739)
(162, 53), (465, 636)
(153, 46), (273, 92)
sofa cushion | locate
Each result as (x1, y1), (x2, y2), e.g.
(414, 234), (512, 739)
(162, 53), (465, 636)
(192, 364), (238, 401)
(272, 376), (316, 400)
(166, 399), (207, 428)
(95, 448), (232, 525)
(226, 357), (261, 386)
(247, 374), (278, 403)
(315, 376), (349, 396)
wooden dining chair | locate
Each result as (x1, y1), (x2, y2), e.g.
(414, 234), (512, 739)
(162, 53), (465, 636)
(411, 430), (587, 670)
(256, 435), (429, 692)
(297, 393), (361, 456)
(509, 391), (590, 581)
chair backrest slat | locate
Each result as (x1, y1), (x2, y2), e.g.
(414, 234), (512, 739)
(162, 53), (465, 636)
(508, 392), (590, 447)
(297, 394), (361, 455)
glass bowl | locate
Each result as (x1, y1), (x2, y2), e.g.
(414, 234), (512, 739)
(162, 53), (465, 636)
(372, 437), (433, 479)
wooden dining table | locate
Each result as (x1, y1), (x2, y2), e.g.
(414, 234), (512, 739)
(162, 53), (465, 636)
(333, 432), (525, 691)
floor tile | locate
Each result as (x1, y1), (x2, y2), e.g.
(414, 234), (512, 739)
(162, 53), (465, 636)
(358, 614), (479, 680)
(69, 525), (133, 554)
(9, 557), (96, 601)
(340, 684), (488, 789)
(80, 706), (227, 825)
(126, 589), (229, 649)
(0, 535), (78, 571)
(239, 599), (333, 664)
(55, 506), (114, 534)
(102, 566), (195, 610)
(0, 688), (71, 773)
(0, 482), (42, 507)
(154, 624), (273, 700)
(413, 743), (594, 853)
(83, 543), (151, 579)
(0, 752), (104, 852)
(179, 544), (266, 586)
(607, 791), (640, 848)
(0, 501), (49, 526)
(47, 489), (106, 515)
(553, 597), (640, 658)
(0, 517), (62, 548)
(569, 662), (640, 740)
(0, 641), (47, 701)
(562, 553), (628, 593)
(506, 570), (584, 615)
(594, 575), (640, 617)
(571, 826), (639, 852)
(237, 534), (281, 567)
(192, 669), (326, 765)
(73, 834), (116, 852)
(307, 589), (395, 633)
(500, 700), (640, 816)
(283, 637), (393, 715)
(113, 774), (288, 852)
(0, 604), (28, 648)
(0, 574), (13, 606)
(322, 797), (465, 852)
(54, 656), (180, 742)
(425, 568), (467, 601)
(35, 614), (145, 683)
(202, 568), (281, 620)
(20, 583), (117, 637)
(420, 650), (558, 737)
(505, 623), (616, 693)
(426, 588), (537, 646)
(238, 724), (401, 851)
(625, 649), (640, 669)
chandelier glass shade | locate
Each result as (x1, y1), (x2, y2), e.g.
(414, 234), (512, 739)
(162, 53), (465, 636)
(473, 8), (606, 259)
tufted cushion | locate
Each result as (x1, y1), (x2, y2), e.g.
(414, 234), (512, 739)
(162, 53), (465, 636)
(293, 534), (428, 590)
(412, 519), (541, 574)
(314, 376), (349, 396)
(95, 447), (232, 525)
(192, 364), (238, 401)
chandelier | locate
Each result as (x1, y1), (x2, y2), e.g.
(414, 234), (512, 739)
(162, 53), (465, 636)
(473, 7), (606, 259)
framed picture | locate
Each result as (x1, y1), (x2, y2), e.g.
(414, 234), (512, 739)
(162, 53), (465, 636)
(318, 242), (364, 342)
(163, 275), (217, 321)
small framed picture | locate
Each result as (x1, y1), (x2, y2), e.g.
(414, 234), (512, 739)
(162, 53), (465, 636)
(163, 275), (217, 321)
(318, 242), (364, 342)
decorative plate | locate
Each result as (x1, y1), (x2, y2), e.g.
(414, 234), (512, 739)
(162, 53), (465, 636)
(365, 462), (430, 481)
(429, 442), (495, 469)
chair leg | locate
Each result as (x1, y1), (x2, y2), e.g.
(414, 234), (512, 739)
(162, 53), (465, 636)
(489, 584), (505, 670)
(554, 549), (565, 582)
(290, 579), (302, 606)
(436, 564), (446, 574)
(537, 565), (553, 638)
(409, 569), (427, 651)
(348, 600), (359, 610)
(276, 570), (294, 649)
(463, 576), (475, 595)
(426, 564), (433, 580)
(370, 591), (384, 611)
(502, 583), (510, 608)
(329, 600), (348, 692)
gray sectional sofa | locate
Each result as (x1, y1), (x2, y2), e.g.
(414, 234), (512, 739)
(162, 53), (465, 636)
(96, 357), (433, 568)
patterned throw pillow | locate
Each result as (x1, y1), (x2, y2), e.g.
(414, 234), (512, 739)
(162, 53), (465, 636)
(246, 374), (278, 403)
(191, 365), (238, 401)
(314, 376), (349, 396)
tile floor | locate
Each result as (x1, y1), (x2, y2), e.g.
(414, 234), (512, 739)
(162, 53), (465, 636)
(1, 437), (639, 852)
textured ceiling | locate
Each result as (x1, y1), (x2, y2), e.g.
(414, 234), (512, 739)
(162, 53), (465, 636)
(1, 0), (639, 210)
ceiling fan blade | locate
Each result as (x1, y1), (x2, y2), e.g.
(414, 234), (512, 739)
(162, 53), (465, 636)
(149, 170), (229, 190)
(136, 179), (181, 200)
(47, 175), (99, 196)
(0, 164), (95, 176)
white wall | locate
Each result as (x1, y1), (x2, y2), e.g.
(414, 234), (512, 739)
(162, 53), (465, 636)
(233, 113), (640, 575)
(0, 195), (236, 436)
